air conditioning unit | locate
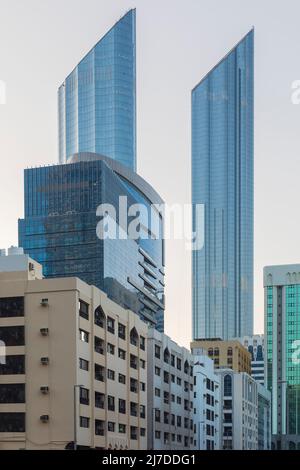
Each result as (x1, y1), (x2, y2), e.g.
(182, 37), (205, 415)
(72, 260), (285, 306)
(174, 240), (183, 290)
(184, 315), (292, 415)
(40, 415), (49, 423)
(40, 328), (49, 336)
(40, 386), (49, 394)
(41, 357), (49, 365)
(40, 299), (49, 307)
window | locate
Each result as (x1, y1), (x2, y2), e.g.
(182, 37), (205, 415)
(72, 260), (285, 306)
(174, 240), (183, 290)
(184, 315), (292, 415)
(79, 329), (89, 343)
(118, 323), (126, 340)
(108, 422), (115, 432)
(140, 359), (146, 369)
(0, 355), (25, 375)
(107, 343), (115, 355)
(80, 417), (90, 428)
(177, 397), (182, 405)
(0, 384), (25, 404)
(95, 392), (105, 409)
(130, 426), (138, 440)
(118, 348), (126, 360)
(119, 373), (126, 385)
(177, 358), (182, 370)
(164, 412), (169, 424)
(0, 326), (24, 346)
(140, 382), (146, 392)
(130, 402), (138, 417)
(171, 354), (175, 367)
(140, 405), (146, 419)
(177, 416), (182, 427)
(107, 369), (115, 381)
(107, 317), (115, 334)
(155, 431), (161, 439)
(155, 367), (161, 376)
(224, 374), (232, 397)
(94, 336), (104, 355)
(214, 348), (219, 356)
(0, 297), (24, 318)
(94, 306), (105, 328)
(95, 420), (105, 436)
(164, 391), (169, 404)
(155, 409), (161, 423)
(79, 300), (89, 320)
(155, 388), (160, 397)
(155, 345), (161, 359)
(184, 360), (189, 375)
(95, 364), (105, 382)
(164, 348), (170, 364)
(140, 428), (146, 437)
(171, 374), (175, 383)
(79, 387), (89, 406)
(140, 336), (146, 351)
(177, 377), (182, 386)
(0, 413), (25, 432)
(130, 378), (138, 393)
(130, 354), (138, 370)
(79, 358), (89, 371)
(130, 328), (139, 347)
(164, 371), (169, 384)
(107, 396), (115, 411)
(119, 424), (126, 434)
(227, 347), (233, 357)
(119, 399), (126, 414)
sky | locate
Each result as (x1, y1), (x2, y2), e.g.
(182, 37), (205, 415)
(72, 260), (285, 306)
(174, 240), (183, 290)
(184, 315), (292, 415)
(1, 0), (300, 348)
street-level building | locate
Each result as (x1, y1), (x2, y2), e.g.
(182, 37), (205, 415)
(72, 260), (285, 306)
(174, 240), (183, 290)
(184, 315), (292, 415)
(216, 369), (258, 450)
(192, 349), (220, 450)
(191, 339), (251, 374)
(0, 251), (147, 450)
(147, 328), (194, 450)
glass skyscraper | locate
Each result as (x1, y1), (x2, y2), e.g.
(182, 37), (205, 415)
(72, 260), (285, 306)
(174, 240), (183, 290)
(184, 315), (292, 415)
(18, 153), (165, 331)
(192, 30), (254, 340)
(264, 265), (300, 449)
(58, 9), (136, 171)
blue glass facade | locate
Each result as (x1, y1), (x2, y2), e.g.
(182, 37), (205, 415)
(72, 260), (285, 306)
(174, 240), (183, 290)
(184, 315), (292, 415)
(192, 30), (254, 340)
(18, 154), (165, 331)
(58, 9), (136, 171)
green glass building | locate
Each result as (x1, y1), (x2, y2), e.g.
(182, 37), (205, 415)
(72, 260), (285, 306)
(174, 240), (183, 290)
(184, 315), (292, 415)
(264, 265), (300, 449)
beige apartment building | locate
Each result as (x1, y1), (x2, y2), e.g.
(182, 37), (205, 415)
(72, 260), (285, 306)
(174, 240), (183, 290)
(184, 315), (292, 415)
(191, 339), (251, 374)
(0, 252), (147, 450)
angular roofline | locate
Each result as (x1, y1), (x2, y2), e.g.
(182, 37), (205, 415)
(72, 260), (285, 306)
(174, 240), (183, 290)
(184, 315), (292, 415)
(192, 27), (254, 93)
(58, 8), (136, 90)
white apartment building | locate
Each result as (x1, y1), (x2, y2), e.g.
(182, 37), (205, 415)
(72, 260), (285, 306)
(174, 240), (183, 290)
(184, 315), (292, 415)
(0, 252), (148, 450)
(216, 369), (258, 450)
(239, 335), (265, 385)
(147, 328), (194, 450)
(193, 349), (220, 450)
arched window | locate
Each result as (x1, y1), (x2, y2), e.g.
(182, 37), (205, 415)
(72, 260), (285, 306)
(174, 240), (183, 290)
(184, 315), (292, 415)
(164, 348), (170, 364)
(130, 328), (139, 347)
(94, 306), (106, 328)
(224, 374), (232, 397)
(227, 347), (233, 357)
(214, 348), (219, 356)
(208, 348), (213, 357)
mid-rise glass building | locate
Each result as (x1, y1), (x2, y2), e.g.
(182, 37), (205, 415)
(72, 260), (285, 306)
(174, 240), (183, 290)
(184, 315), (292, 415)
(58, 9), (136, 171)
(18, 153), (165, 331)
(264, 265), (300, 449)
(192, 30), (254, 340)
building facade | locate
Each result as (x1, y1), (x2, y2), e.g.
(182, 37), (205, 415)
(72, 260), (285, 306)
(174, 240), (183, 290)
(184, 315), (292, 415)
(216, 369), (258, 450)
(264, 265), (300, 450)
(191, 339), (251, 374)
(192, 30), (254, 340)
(257, 383), (271, 450)
(192, 350), (220, 450)
(147, 328), (194, 450)
(0, 252), (148, 450)
(239, 335), (264, 385)
(58, 9), (136, 171)
(18, 153), (165, 332)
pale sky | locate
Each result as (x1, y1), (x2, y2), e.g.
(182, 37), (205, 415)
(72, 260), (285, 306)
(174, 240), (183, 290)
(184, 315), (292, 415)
(1, 0), (300, 348)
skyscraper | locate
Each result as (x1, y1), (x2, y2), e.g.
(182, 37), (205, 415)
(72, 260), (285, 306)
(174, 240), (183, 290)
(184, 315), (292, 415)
(18, 153), (165, 332)
(264, 264), (300, 449)
(192, 30), (254, 340)
(58, 9), (136, 171)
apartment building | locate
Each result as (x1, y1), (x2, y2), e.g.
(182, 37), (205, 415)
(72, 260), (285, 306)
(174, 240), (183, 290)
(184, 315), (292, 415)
(193, 349), (221, 450)
(191, 339), (251, 374)
(216, 369), (258, 450)
(147, 328), (194, 450)
(0, 251), (147, 450)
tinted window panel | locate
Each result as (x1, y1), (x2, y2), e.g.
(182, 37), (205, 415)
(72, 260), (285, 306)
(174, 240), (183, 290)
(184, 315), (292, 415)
(0, 384), (25, 403)
(0, 297), (24, 318)
(0, 326), (25, 346)
(0, 355), (25, 375)
(0, 413), (25, 432)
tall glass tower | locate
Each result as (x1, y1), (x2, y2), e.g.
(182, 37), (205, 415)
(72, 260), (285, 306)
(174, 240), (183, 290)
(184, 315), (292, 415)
(192, 30), (254, 340)
(58, 9), (136, 171)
